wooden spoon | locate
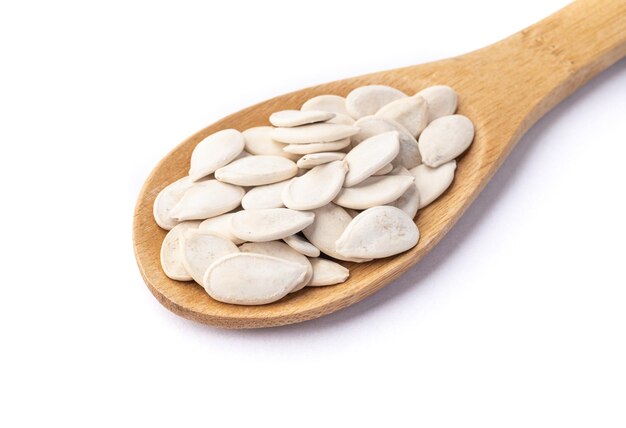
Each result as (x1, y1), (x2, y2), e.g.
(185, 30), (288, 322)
(133, 1), (626, 328)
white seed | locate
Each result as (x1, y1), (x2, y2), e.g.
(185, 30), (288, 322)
(189, 129), (245, 181)
(411, 160), (457, 208)
(387, 167), (420, 218)
(241, 180), (288, 210)
(283, 138), (351, 154)
(335, 206), (419, 259)
(283, 234), (320, 258)
(346, 85), (407, 119)
(352, 116), (422, 169)
(242, 126), (299, 161)
(282, 160), (348, 210)
(160, 221), (201, 281)
(334, 175), (415, 210)
(215, 155), (297, 186)
(169, 179), (244, 221)
(414, 85), (458, 121)
(153, 176), (196, 230)
(180, 230), (239, 285)
(343, 131), (400, 187)
(203, 253), (307, 305)
(326, 113), (356, 125)
(297, 152), (346, 169)
(392, 130), (422, 169)
(231, 208), (315, 242)
(240, 241), (312, 291)
(302, 203), (371, 263)
(372, 163), (393, 176)
(375, 96), (429, 137)
(199, 213), (245, 245)
(271, 123), (360, 144)
(269, 110), (335, 127)
(308, 258), (349, 286)
(301, 94), (349, 115)
(418, 115), (474, 167)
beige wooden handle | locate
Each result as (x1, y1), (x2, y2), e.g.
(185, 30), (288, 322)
(522, 0), (626, 71)
(460, 0), (626, 136)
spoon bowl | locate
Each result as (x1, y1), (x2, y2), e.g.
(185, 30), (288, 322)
(133, 0), (625, 328)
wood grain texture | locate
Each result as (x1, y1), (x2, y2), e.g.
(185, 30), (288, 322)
(133, 0), (626, 328)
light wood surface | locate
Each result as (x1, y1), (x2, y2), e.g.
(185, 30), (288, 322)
(133, 0), (626, 328)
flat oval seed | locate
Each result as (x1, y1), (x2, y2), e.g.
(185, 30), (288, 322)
(301, 94), (349, 115)
(169, 179), (244, 221)
(308, 258), (349, 286)
(189, 129), (245, 181)
(410, 160), (457, 208)
(271, 123), (359, 144)
(215, 155), (298, 186)
(242, 126), (299, 161)
(387, 167), (420, 218)
(160, 221), (201, 281)
(418, 115), (475, 167)
(180, 230), (239, 285)
(240, 241), (313, 291)
(334, 175), (415, 210)
(297, 152), (346, 169)
(343, 131), (400, 187)
(283, 234), (320, 258)
(283, 138), (351, 154)
(269, 110), (335, 127)
(231, 208), (315, 242)
(327, 113), (356, 125)
(199, 213), (245, 245)
(375, 96), (429, 137)
(302, 203), (371, 263)
(414, 85), (458, 121)
(351, 116), (422, 169)
(335, 206), (419, 259)
(282, 160), (348, 210)
(241, 180), (288, 210)
(346, 85), (407, 119)
(372, 163), (393, 176)
(203, 253), (307, 305)
(153, 176), (196, 230)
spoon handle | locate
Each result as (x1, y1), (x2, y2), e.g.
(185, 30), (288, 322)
(406, 0), (626, 150)
(433, 0), (626, 143)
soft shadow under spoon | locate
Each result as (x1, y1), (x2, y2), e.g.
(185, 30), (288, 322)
(133, 0), (626, 328)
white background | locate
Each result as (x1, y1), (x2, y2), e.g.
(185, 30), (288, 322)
(1, 1), (625, 426)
